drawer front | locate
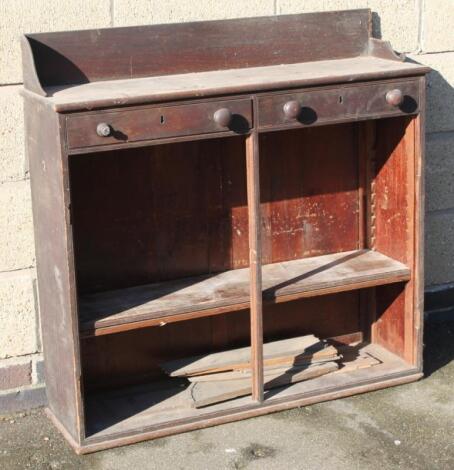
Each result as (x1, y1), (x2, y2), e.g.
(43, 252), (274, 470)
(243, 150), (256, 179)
(258, 80), (420, 130)
(66, 99), (252, 149)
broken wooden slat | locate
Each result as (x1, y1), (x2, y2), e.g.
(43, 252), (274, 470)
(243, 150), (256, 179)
(161, 335), (323, 377)
(334, 352), (381, 374)
(231, 348), (339, 373)
(186, 347), (340, 377)
(231, 345), (338, 370)
(188, 358), (340, 382)
(191, 361), (339, 408)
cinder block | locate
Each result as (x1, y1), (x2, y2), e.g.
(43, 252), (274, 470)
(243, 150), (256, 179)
(409, 52), (454, 133)
(0, 86), (25, 182)
(277, 0), (419, 53)
(422, 0), (454, 53)
(113, 0), (275, 26)
(426, 132), (454, 212)
(32, 354), (45, 384)
(0, 385), (47, 413)
(1, 0), (111, 84)
(0, 271), (38, 359)
(0, 357), (32, 390)
(0, 180), (35, 271)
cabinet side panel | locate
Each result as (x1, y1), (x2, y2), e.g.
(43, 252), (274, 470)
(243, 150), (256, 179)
(413, 82), (425, 368)
(373, 116), (417, 363)
(24, 99), (83, 441)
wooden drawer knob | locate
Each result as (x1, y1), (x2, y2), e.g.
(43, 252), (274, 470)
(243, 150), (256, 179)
(213, 108), (233, 127)
(385, 89), (404, 107)
(96, 122), (111, 137)
(283, 100), (302, 119)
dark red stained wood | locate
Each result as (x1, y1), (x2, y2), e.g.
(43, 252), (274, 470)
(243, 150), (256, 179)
(263, 292), (361, 343)
(21, 9), (428, 453)
(260, 123), (359, 263)
(357, 122), (367, 249)
(69, 136), (248, 293)
(24, 10), (370, 90)
(374, 116), (414, 264)
(66, 99), (252, 150)
(81, 311), (251, 390)
(258, 79), (420, 130)
(372, 116), (416, 360)
(375, 283), (406, 358)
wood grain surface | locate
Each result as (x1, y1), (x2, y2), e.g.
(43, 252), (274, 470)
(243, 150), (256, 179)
(24, 10), (371, 90)
(79, 250), (410, 333)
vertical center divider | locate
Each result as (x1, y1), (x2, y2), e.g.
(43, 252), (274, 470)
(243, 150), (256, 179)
(245, 97), (264, 402)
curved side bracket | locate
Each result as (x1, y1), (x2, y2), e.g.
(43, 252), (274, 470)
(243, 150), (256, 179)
(368, 38), (405, 62)
(21, 35), (47, 96)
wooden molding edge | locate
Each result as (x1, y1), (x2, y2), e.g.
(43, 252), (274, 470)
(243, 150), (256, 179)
(21, 36), (47, 96)
(368, 38), (405, 62)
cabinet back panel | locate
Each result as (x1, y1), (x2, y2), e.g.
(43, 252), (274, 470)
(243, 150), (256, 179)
(70, 137), (249, 293)
(71, 123), (361, 294)
(260, 123), (360, 263)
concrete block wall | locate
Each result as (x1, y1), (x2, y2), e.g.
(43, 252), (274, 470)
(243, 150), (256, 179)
(0, 0), (453, 411)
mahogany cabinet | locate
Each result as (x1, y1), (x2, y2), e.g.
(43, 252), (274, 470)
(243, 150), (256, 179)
(21, 9), (430, 453)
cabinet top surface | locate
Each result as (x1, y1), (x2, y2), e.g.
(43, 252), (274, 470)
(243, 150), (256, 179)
(21, 9), (429, 112)
(30, 56), (428, 112)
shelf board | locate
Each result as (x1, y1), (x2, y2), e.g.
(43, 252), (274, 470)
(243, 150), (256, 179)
(83, 343), (416, 444)
(79, 249), (410, 336)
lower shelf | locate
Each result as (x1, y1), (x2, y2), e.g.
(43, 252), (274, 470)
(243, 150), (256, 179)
(79, 249), (410, 336)
(84, 343), (416, 442)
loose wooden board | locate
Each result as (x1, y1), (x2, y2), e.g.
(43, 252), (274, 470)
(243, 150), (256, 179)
(190, 361), (339, 408)
(334, 352), (381, 374)
(231, 349), (340, 372)
(187, 346), (340, 377)
(188, 358), (340, 383)
(160, 335), (326, 377)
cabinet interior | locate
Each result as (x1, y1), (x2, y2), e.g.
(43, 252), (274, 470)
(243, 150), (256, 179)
(67, 116), (418, 440)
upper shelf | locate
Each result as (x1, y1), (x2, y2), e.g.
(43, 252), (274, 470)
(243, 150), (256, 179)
(21, 9), (430, 112)
(79, 249), (410, 337)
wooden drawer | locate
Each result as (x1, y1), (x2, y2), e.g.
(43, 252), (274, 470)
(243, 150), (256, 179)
(258, 79), (420, 130)
(66, 99), (252, 149)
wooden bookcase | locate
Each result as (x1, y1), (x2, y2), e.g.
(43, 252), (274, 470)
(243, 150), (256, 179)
(22, 9), (429, 453)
